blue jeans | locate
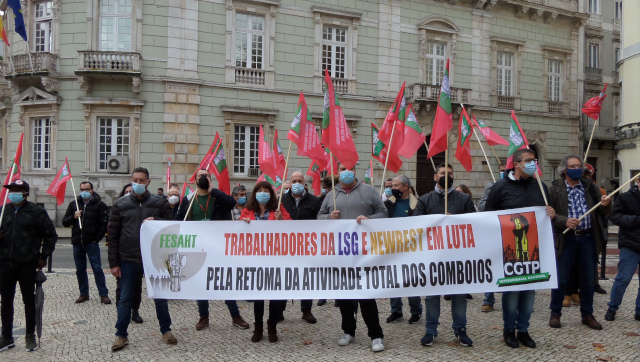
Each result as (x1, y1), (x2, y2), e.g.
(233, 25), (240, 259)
(390, 297), (422, 316)
(550, 233), (596, 316)
(115, 262), (172, 338)
(73, 242), (108, 297)
(502, 290), (535, 332)
(608, 247), (640, 314)
(197, 300), (240, 318)
(425, 295), (466, 335)
(484, 292), (495, 305)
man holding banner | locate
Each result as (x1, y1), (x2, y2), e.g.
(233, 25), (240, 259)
(413, 164), (476, 347)
(485, 149), (556, 349)
(318, 162), (388, 352)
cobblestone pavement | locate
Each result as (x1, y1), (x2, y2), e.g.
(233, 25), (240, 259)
(2, 270), (639, 361)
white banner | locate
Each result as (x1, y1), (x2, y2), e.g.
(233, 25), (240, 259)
(140, 206), (557, 300)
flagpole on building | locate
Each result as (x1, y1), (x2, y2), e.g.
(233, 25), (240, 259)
(461, 104), (495, 183)
(378, 120), (399, 195)
(422, 139), (437, 173)
(277, 140), (293, 210)
(583, 117), (598, 163)
(0, 161), (17, 226)
(329, 151), (336, 211)
(66, 158), (82, 230)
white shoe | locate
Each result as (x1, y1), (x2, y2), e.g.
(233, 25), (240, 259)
(371, 338), (385, 352)
(338, 333), (354, 346)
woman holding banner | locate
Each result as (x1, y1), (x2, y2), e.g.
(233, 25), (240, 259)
(241, 181), (291, 343)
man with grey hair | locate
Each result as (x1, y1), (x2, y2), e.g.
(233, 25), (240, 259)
(548, 154), (611, 330)
(231, 184), (247, 221)
(384, 175), (422, 324)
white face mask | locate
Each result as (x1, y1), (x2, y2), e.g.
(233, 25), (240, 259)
(168, 195), (180, 205)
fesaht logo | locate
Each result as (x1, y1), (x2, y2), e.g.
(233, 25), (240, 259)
(149, 224), (207, 292)
(496, 212), (550, 286)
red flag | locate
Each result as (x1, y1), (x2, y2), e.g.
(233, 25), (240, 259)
(427, 59), (453, 158)
(189, 136), (219, 183)
(210, 132), (231, 194)
(0, 133), (23, 205)
(398, 104), (426, 159)
(306, 161), (323, 196)
(321, 69), (359, 169)
(472, 115), (509, 147)
(46, 157), (72, 205)
(378, 82), (406, 155)
(371, 123), (402, 173)
(180, 182), (194, 204)
(258, 125), (278, 180)
(273, 129), (287, 180)
(455, 108), (474, 172)
(288, 92), (328, 163)
(582, 83), (608, 120)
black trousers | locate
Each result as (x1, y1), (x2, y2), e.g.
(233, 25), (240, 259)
(115, 275), (143, 310)
(254, 300), (286, 325)
(301, 299), (313, 312)
(1, 261), (37, 339)
(339, 299), (384, 340)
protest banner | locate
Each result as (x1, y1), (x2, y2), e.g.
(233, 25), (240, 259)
(141, 206), (557, 300)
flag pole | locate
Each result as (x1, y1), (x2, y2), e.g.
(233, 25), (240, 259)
(583, 117), (598, 164)
(183, 163), (211, 221)
(329, 151), (336, 211)
(230, 210), (235, 221)
(0, 161), (17, 226)
(277, 140), (293, 210)
(370, 160), (374, 187)
(444, 131), (449, 215)
(461, 104), (495, 183)
(67, 158), (82, 230)
(562, 172), (640, 234)
(423, 140), (437, 173)
(489, 145), (501, 165)
(378, 120), (399, 195)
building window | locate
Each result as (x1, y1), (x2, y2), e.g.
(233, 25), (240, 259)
(322, 26), (347, 79)
(614, 1), (621, 19)
(233, 124), (259, 176)
(34, 1), (53, 53)
(548, 60), (562, 102)
(235, 13), (264, 70)
(426, 41), (446, 85)
(100, 0), (132, 51)
(98, 117), (129, 170)
(496, 52), (513, 96)
(32, 118), (51, 170)
(589, 0), (599, 14)
(614, 47), (620, 71)
(588, 44), (599, 68)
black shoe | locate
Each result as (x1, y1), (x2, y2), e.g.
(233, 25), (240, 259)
(455, 327), (473, 347)
(517, 332), (536, 348)
(0, 337), (15, 352)
(25, 334), (37, 352)
(408, 314), (421, 324)
(604, 308), (616, 321)
(420, 332), (436, 347)
(131, 310), (144, 324)
(386, 312), (403, 323)
(503, 329), (519, 348)
(444, 295), (452, 301)
(635, 313), (640, 321)
(466, 294), (473, 300)
(595, 284), (607, 295)
(317, 299), (327, 306)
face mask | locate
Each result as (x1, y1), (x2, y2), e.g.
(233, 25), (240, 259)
(8, 192), (24, 204)
(131, 182), (146, 195)
(321, 189), (327, 195)
(284, 189), (290, 194)
(437, 175), (454, 189)
(237, 197), (247, 206)
(256, 192), (270, 205)
(384, 187), (393, 197)
(499, 171), (504, 179)
(339, 170), (355, 185)
(391, 189), (403, 199)
(125, 192), (131, 197)
(291, 183), (305, 195)
(197, 175), (210, 190)
(80, 191), (92, 200)
(168, 195), (180, 205)
(521, 161), (537, 176)
(566, 168), (583, 181)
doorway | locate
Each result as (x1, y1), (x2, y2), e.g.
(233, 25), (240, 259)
(416, 144), (445, 197)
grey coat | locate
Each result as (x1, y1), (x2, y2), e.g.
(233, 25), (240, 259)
(317, 180), (388, 220)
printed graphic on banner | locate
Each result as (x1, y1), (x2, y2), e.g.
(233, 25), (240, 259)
(497, 212), (550, 286)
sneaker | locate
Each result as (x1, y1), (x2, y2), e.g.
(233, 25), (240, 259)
(338, 333), (354, 346)
(420, 332), (436, 347)
(25, 334), (38, 351)
(604, 308), (616, 322)
(232, 315), (250, 329)
(562, 295), (571, 307)
(111, 336), (128, 351)
(455, 327), (473, 347)
(317, 299), (327, 306)
(386, 312), (403, 323)
(195, 316), (209, 330)
(302, 311), (317, 324)
(408, 314), (421, 324)
(371, 338), (385, 352)
(162, 331), (177, 345)
(481, 303), (494, 312)
(0, 337), (15, 352)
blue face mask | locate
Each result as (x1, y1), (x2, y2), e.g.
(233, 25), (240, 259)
(131, 182), (146, 195)
(8, 192), (24, 204)
(321, 189), (327, 195)
(384, 187), (393, 197)
(339, 170), (355, 185)
(256, 192), (270, 205)
(80, 191), (92, 200)
(237, 197), (247, 206)
(291, 183), (305, 195)
(499, 172), (504, 179)
(566, 168), (583, 181)
(284, 189), (290, 194)
(522, 161), (537, 176)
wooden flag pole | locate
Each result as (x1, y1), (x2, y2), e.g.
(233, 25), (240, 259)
(489, 145), (501, 165)
(230, 210), (235, 221)
(69, 176), (83, 230)
(563, 172), (640, 234)
(423, 140), (437, 173)
(444, 131), (449, 215)
(583, 118), (598, 163)
(0, 162), (18, 226)
(277, 140), (293, 210)
(329, 151), (337, 211)
(534, 170), (549, 206)
(378, 120), (399, 196)
(183, 164), (210, 221)
(473, 129), (496, 183)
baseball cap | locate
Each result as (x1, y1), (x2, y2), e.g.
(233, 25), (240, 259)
(3, 179), (30, 192)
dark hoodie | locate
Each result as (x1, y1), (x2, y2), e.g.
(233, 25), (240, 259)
(62, 192), (109, 246)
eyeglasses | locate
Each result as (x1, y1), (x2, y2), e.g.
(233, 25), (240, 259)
(566, 164), (582, 169)
(80, 188), (92, 192)
(521, 158), (537, 164)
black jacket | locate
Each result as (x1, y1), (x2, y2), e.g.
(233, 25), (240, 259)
(609, 187), (640, 254)
(0, 201), (57, 263)
(177, 188), (237, 221)
(485, 171), (549, 211)
(281, 191), (321, 220)
(413, 189), (476, 216)
(62, 193), (108, 246)
(169, 204), (180, 220)
(108, 191), (174, 268)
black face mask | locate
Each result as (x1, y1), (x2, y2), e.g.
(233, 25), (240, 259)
(438, 175), (454, 189)
(391, 189), (403, 199)
(197, 175), (210, 190)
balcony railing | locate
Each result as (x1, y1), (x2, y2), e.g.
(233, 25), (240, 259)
(9, 52), (57, 74)
(523, 0), (544, 4)
(613, 18), (621, 33)
(495, 95), (516, 109)
(586, 13), (602, 29)
(408, 83), (471, 103)
(77, 51), (140, 72)
(586, 67), (602, 83)
(235, 67), (265, 86)
(547, 100), (567, 114)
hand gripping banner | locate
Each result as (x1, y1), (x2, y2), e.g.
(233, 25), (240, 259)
(140, 207), (557, 300)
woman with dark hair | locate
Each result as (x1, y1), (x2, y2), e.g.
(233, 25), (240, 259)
(455, 184), (478, 212)
(241, 181), (291, 343)
(119, 183), (133, 198)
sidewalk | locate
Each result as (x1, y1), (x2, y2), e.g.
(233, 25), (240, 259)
(2, 272), (639, 361)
